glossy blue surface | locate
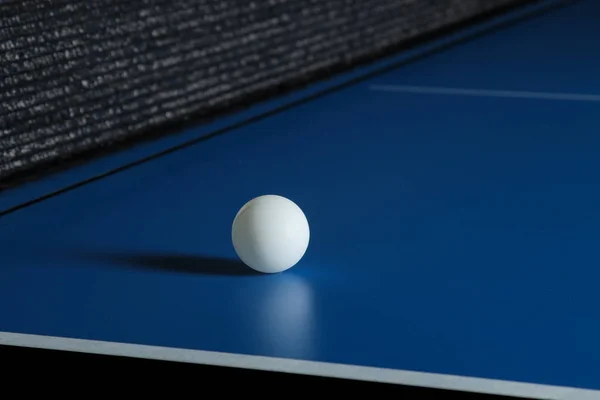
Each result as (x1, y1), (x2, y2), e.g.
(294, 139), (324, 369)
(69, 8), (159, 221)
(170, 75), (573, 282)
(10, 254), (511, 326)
(1, 0), (599, 391)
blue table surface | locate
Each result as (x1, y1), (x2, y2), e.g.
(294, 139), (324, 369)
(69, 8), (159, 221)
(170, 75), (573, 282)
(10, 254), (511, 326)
(1, 0), (600, 395)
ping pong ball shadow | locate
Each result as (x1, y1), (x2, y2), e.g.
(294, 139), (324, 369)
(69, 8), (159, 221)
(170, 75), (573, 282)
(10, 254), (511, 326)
(74, 251), (259, 276)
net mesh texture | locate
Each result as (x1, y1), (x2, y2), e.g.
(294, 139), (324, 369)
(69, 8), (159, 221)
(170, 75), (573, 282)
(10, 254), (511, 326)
(1, 0), (525, 187)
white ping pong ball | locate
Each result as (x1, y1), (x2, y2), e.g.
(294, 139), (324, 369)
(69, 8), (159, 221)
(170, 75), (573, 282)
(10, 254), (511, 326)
(232, 195), (310, 274)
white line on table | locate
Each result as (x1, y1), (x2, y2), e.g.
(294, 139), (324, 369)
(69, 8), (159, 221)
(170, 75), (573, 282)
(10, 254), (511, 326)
(369, 85), (600, 102)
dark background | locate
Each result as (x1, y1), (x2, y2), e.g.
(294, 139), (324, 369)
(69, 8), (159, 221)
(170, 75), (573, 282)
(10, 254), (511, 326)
(0, 344), (530, 398)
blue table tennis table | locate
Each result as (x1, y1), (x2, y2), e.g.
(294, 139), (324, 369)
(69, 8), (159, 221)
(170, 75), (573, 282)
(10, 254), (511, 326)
(1, 0), (599, 398)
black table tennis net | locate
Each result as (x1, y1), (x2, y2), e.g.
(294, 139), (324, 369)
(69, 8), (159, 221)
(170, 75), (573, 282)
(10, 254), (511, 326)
(0, 0), (525, 187)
